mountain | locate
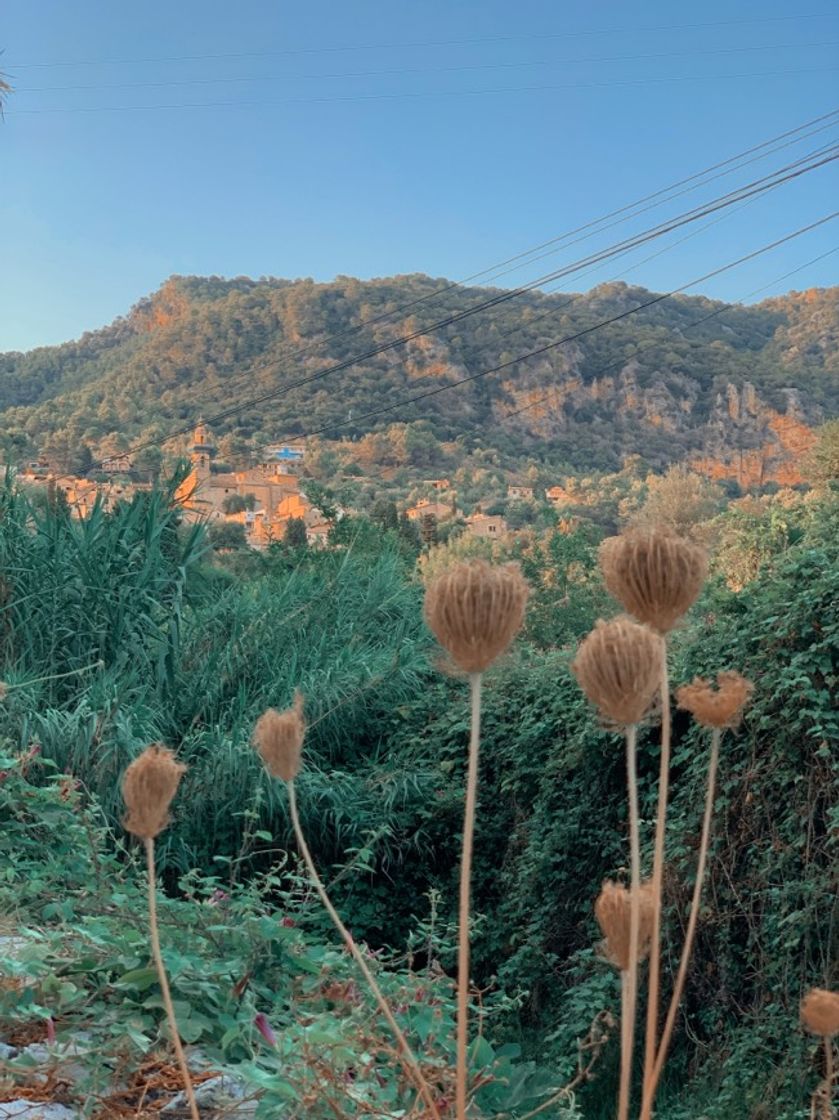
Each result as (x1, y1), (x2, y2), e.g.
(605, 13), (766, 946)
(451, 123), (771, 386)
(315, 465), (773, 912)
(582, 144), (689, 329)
(0, 274), (837, 484)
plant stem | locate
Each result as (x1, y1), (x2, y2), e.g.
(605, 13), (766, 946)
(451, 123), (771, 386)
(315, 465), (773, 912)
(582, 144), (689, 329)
(641, 655), (671, 1120)
(143, 838), (199, 1120)
(287, 780), (440, 1120)
(456, 672), (483, 1120)
(648, 728), (721, 1102)
(825, 1036), (834, 1120)
(618, 724), (642, 1120)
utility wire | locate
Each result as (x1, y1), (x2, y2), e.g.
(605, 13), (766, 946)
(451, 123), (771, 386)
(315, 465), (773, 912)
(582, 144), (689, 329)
(127, 144), (839, 438)
(10, 65), (839, 113)
(17, 40), (839, 93)
(502, 244), (839, 424)
(301, 211), (839, 438)
(61, 141), (839, 481)
(9, 12), (835, 69)
(148, 108), (839, 412)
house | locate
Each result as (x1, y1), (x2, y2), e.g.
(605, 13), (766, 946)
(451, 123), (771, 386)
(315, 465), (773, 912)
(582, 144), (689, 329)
(424, 478), (451, 492)
(264, 440), (306, 467)
(176, 423), (303, 519)
(545, 485), (572, 506)
(405, 498), (460, 522)
(101, 454), (133, 474)
(465, 512), (507, 539)
(507, 484), (534, 501)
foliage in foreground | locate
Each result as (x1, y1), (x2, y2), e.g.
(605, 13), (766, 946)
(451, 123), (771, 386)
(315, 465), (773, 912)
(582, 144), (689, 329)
(0, 747), (576, 1118)
(0, 481), (837, 1116)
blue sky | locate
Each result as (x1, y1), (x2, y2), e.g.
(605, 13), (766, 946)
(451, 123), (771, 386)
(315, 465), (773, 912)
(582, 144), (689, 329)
(2, 0), (838, 352)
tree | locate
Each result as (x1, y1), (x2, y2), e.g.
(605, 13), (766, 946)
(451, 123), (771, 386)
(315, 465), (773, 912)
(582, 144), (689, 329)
(284, 517), (308, 548)
(222, 493), (256, 515)
(629, 465), (723, 540)
(209, 521), (247, 551)
(371, 499), (399, 531)
(802, 419), (839, 485)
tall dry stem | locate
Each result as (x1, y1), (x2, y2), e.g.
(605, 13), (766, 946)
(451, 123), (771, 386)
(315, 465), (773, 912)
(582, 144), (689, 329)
(824, 1037), (835, 1120)
(647, 727), (721, 1106)
(286, 780), (441, 1120)
(618, 723), (642, 1120)
(640, 657), (671, 1120)
(456, 672), (482, 1120)
(144, 838), (200, 1120)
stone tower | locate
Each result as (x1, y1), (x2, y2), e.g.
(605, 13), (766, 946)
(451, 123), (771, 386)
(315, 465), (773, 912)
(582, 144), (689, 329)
(191, 420), (215, 483)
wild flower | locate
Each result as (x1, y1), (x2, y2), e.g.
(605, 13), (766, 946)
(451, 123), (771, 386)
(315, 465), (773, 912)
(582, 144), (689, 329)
(252, 691), (306, 781)
(424, 559), (529, 673)
(121, 745), (199, 1120)
(801, 989), (839, 1120)
(676, 671), (754, 729)
(424, 559), (529, 1120)
(599, 527), (708, 634)
(252, 699), (441, 1119)
(802, 988), (839, 1037)
(571, 616), (664, 727)
(122, 744), (186, 841)
(595, 880), (655, 971)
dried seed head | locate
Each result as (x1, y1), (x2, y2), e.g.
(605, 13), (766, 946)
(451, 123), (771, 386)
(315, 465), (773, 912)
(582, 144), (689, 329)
(801, 988), (839, 1037)
(676, 671), (754, 729)
(571, 617), (664, 727)
(424, 560), (529, 674)
(599, 528), (708, 633)
(253, 692), (306, 782)
(0, 682), (7, 701)
(594, 879), (655, 971)
(122, 744), (186, 840)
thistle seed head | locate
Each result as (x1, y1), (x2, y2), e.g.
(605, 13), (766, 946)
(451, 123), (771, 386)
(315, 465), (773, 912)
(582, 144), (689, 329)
(424, 560), (529, 674)
(594, 879), (655, 972)
(122, 744), (186, 840)
(599, 528), (708, 634)
(801, 988), (839, 1037)
(571, 616), (664, 727)
(253, 691), (306, 782)
(676, 671), (754, 729)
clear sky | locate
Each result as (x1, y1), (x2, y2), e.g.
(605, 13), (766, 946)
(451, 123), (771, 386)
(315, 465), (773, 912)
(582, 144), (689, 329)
(2, 0), (838, 352)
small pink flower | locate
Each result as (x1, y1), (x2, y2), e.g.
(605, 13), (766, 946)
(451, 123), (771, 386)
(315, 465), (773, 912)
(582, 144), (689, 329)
(280, 916), (295, 928)
(208, 889), (229, 906)
(253, 1012), (277, 1048)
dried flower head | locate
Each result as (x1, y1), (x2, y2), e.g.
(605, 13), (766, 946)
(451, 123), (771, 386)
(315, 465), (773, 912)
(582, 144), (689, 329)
(599, 528), (708, 633)
(801, 988), (839, 1037)
(253, 692), (306, 782)
(122, 744), (186, 840)
(0, 682), (7, 701)
(424, 560), (529, 674)
(676, 671), (754, 729)
(594, 879), (655, 971)
(571, 617), (664, 726)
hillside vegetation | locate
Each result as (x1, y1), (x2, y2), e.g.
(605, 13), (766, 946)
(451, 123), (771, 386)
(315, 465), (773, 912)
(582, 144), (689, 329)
(1, 275), (837, 479)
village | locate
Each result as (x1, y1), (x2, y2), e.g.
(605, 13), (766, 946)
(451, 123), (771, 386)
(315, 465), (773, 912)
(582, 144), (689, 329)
(15, 421), (580, 548)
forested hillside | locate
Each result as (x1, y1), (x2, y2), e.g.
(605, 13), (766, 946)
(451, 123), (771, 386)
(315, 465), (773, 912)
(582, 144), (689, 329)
(1, 275), (837, 480)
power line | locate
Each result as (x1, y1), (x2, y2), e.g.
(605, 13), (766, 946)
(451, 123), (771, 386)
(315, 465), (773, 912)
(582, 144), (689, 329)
(137, 143), (839, 434)
(8, 12), (836, 69)
(17, 40), (839, 93)
(65, 141), (838, 479)
(502, 244), (839, 424)
(9, 65), (839, 114)
(160, 109), (839, 412)
(125, 110), (839, 420)
(300, 211), (839, 439)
